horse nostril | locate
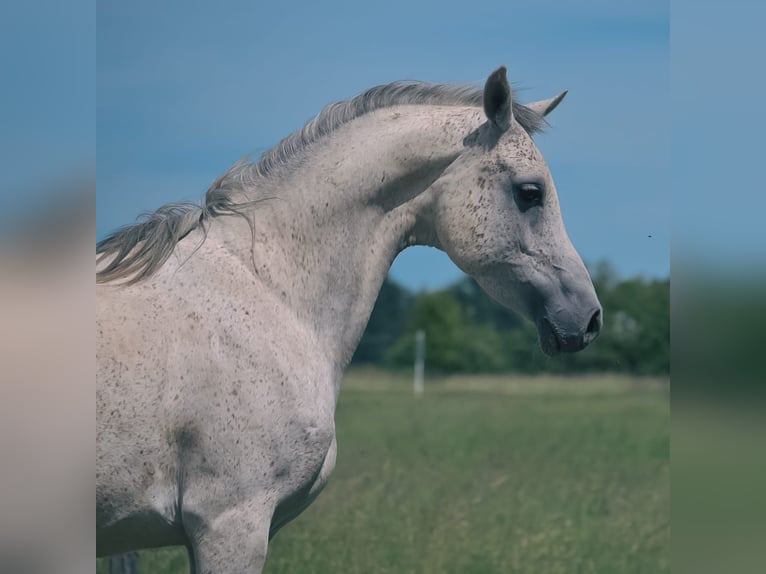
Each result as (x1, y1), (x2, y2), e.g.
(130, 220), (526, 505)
(586, 309), (602, 336)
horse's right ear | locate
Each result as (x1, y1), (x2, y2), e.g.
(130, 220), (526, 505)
(483, 66), (513, 132)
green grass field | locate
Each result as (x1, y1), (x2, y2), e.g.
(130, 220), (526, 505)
(98, 370), (669, 573)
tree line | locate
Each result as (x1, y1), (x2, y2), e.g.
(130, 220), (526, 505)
(352, 261), (669, 375)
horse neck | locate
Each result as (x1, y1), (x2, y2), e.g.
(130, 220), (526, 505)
(233, 105), (482, 376)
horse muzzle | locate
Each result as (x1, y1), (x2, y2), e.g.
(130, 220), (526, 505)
(538, 306), (602, 356)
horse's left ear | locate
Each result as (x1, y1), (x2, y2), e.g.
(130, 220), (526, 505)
(525, 91), (568, 118)
(483, 66), (513, 132)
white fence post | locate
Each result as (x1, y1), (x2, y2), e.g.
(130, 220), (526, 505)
(414, 329), (425, 397)
(108, 552), (140, 574)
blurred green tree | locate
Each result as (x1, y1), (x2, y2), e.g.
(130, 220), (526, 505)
(352, 261), (669, 376)
(352, 278), (412, 364)
(386, 291), (466, 372)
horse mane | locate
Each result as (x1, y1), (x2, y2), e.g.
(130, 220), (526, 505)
(97, 80), (545, 285)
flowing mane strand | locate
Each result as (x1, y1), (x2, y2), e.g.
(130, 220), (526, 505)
(97, 80), (545, 285)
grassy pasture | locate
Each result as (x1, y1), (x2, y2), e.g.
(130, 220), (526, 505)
(98, 370), (669, 573)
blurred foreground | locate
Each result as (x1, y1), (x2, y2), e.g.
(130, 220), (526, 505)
(97, 370), (669, 574)
(672, 267), (766, 574)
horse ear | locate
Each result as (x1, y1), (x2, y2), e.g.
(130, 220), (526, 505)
(525, 90), (568, 118)
(483, 66), (513, 132)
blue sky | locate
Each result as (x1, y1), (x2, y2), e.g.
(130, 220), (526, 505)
(97, 0), (669, 290)
(0, 2), (94, 200)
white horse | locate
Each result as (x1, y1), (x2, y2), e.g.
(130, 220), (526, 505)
(97, 66), (602, 573)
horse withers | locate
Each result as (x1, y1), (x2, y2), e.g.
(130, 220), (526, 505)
(97, 66), (601, 573)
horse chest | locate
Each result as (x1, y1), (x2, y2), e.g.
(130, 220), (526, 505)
(183, 339), (338, 493)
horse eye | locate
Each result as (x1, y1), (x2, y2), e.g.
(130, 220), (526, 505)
(514, 182), (544, 210)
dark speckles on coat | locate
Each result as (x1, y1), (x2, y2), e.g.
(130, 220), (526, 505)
(97, 88), (598, 565)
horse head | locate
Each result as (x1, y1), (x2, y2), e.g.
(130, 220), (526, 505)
(432, 67), (602, 355)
